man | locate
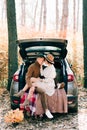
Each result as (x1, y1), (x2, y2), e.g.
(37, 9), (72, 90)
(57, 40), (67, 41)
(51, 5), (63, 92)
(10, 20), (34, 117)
(14, 55), (53, 119)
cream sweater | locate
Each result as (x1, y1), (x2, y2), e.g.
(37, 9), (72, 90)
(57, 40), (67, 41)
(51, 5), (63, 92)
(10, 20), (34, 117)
(32, 64), (56, 96)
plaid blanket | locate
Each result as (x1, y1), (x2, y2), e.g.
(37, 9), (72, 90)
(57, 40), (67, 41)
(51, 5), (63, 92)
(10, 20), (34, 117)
(20, 92), (36, 116)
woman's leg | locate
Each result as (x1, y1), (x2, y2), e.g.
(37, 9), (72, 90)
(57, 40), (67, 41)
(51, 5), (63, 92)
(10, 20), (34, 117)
(20, 86), (35, 107)
(14, 84), (30, 97)
(27, 86), (35, 99)
(35, 87), (53, 119)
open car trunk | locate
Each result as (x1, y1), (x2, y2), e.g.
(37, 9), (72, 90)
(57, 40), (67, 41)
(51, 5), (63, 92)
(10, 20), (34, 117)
(17, 38), (68, 92)
(17, 38), (67, 60)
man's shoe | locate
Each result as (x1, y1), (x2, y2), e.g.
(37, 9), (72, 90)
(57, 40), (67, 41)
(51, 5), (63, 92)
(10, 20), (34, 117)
(45, 109), (53, 119)
(57, 82), (65, 89)
(14, 90), (24, 97)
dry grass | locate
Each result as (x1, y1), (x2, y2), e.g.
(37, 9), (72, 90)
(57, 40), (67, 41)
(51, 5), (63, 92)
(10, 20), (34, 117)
(0, 25), (83, 87)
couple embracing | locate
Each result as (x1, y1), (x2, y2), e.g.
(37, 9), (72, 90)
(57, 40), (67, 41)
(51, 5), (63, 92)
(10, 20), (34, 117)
(14, 53), (65, 119)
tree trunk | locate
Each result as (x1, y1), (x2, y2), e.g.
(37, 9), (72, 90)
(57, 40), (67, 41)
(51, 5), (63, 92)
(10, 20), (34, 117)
(39, 0), (43, 31)
(39, 0), (47, 32)
(56, 0), (59, 32)
(73, 0), (76, 33)
(2, 0), (6, 23)
(72, 0), (77, 68)
(43, 0), (46, 32)
(33, 0), (38, 28)
(83, 0), (87, 88)
(21, 0), (26, 26)
(77, 0), (80, 32)
(6, 0), (18, 91)
(60, 0), (69, 38)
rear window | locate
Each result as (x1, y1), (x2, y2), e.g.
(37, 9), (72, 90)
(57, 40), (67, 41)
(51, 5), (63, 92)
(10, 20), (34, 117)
(25, 46), (61, 52)
(18, 39), (67, 60)
(25, 46), (61, 58)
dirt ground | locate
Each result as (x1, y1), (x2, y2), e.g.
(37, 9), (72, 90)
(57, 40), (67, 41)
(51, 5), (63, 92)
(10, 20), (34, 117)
(0, 86), (87, 130)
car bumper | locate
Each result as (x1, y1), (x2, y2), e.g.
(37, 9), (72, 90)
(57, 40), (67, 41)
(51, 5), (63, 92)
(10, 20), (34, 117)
(10, 80), (19, 96)
(10, 96), (20, 109)
(67, 95), (78, 108)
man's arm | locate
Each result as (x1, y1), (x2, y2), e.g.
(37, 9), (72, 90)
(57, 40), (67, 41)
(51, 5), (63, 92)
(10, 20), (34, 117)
(25, 65), (34, 87)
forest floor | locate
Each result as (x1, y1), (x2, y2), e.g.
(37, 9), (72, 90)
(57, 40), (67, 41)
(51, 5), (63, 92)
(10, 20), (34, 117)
(0, 86), (87, 130)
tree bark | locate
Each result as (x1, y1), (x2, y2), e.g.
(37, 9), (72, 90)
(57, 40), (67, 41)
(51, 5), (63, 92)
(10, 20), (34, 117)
(77, 0), (80, 31)
(73, 0), (76, 33)
(43, 0), (46, 32)
(60, 0), (69, 38)
(83, 0), (87, 88)
(2, 0), (6, 23)
(6, 0), (18, 90)
(39, 0), (43, 31)
(33, 0), (38, 28)
(21, 0), (26, 25)
(56, 0), (59, 32)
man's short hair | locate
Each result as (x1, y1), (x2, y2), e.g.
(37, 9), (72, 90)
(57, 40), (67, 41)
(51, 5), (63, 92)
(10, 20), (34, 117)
(37, 54), (44, 58)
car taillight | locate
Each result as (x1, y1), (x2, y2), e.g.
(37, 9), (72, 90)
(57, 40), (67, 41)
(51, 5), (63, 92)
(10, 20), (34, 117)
(13, 74), (19, 82)
(68, 74), (74, 82)
(13, 100), (19, 104)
